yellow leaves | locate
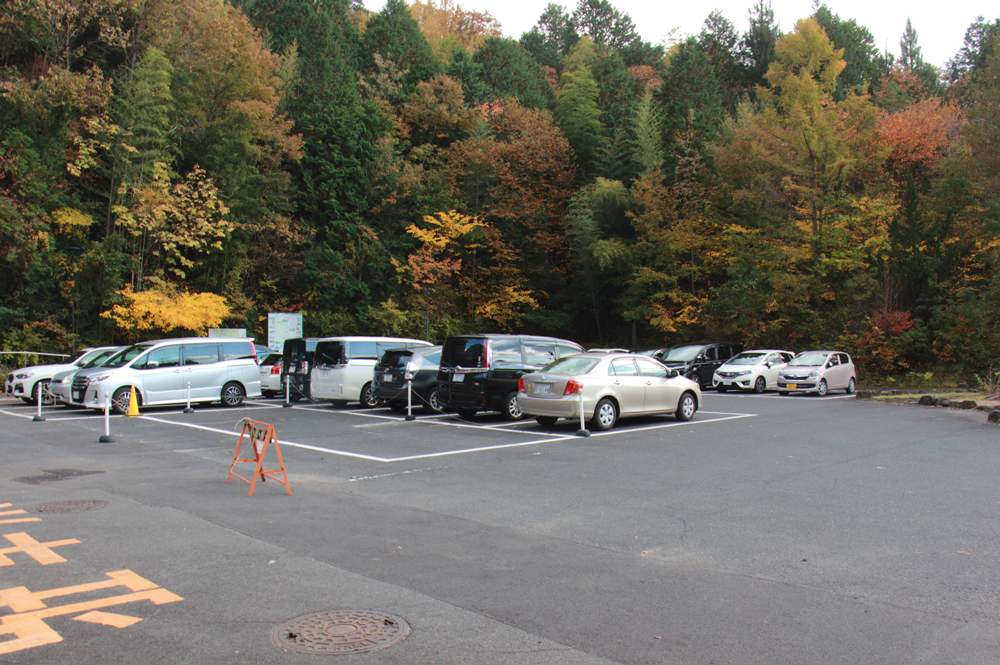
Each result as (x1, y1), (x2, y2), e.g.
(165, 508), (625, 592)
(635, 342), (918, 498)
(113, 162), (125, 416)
(101, 284), (230, 336)
(474, 286), (537, 331)
(406, 210), (484, 248)
(51, 208), (96, 239)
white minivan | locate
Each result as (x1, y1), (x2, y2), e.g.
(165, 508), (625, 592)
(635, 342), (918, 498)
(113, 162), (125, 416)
(72, 337), (262, 413)
(310, 337), (432, 407)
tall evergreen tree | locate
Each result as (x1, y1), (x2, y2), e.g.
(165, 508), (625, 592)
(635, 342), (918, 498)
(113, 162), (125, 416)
(555, 65), (605, 182)
(362, 0), (440, 94)
(739, 0), (781, 92)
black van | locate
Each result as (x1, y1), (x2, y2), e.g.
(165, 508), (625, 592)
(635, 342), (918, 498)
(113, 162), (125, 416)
(437, 334), (584, 420)
(657, 341), (744, 390)
(280, 337), (323, 401)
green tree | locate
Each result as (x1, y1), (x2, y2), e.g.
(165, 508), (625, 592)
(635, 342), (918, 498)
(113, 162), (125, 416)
(362, 0), (440, 94)
(738, 0), (781, 92)
(555, 65), (605, 183)
(468, 37), (553, 109)
(812, 4), (890, 99)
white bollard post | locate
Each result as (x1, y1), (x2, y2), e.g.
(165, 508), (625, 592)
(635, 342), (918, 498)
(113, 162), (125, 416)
(575, 387), (590, 437)
(405, 379), (416, 421)
(33, 383), (45, 421)
(99, 391), (115, 442)
(282, 373), (292, 408)
(183, 381), (194, 413)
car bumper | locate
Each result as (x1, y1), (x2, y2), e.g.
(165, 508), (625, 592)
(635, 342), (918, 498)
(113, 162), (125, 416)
(49, 383), (72, 403)
(517, 393), (592, 419)
(713, 375), (755, 390)
(777, 381), (817, 392)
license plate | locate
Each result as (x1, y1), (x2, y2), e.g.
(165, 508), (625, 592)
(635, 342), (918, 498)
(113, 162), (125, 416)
(786, 384), (797, 390)
(72, 390), (83, 401)
(383, 373), (393, 382)
(531, 383), (551, 394)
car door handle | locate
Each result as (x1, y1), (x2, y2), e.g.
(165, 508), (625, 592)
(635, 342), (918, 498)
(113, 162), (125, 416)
(612, 380), (621, 385)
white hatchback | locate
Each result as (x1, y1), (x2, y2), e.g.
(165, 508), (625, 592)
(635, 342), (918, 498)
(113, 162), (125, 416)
(712, 349), (795, 393)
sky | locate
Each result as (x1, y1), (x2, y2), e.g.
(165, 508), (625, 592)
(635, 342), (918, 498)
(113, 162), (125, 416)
(386, 0), (997, 69)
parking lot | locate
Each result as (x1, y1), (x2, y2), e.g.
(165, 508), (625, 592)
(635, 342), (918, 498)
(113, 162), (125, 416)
(2, 390), (999, 664)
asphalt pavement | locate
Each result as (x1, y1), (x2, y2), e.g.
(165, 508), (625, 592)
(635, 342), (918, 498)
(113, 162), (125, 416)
(1, 391), (999, 664)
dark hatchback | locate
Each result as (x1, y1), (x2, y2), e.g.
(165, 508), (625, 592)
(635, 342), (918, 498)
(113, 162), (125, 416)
(280, 337), (323, 401)
(437, 334), (584, 420)
(373, 345), (443, 414)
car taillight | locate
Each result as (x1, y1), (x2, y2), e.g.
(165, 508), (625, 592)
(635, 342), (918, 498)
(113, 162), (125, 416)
(564, 380), (583, 395)
(518, 378), (525, 393)
(270, 362), (282, 375)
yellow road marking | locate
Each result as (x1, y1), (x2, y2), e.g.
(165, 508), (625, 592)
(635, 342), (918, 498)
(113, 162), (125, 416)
(0, 532), (80, 567)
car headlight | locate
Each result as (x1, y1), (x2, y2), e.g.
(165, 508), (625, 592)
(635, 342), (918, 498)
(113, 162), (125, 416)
(809, 370), (819, 377)
(59, 376), (72, 384)
(15, 372), (33, 379)
(91, 373), (113, 383)
(734, 370), (751, 377)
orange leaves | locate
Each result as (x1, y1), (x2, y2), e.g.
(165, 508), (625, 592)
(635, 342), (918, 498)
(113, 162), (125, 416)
(102, 284), (230, 337)
(874, 97), (964, 182)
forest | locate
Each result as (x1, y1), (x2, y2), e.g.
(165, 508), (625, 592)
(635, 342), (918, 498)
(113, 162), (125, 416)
(1, 0), (999, 381)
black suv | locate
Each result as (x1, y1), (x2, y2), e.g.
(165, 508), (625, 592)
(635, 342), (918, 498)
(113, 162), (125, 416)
(437, 334), (584, 420)
(657, 342), (744, 390)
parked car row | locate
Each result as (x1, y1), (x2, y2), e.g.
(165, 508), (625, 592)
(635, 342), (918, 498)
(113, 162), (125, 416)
(5, 332), (856, 429)
(5, 337), (262, 413)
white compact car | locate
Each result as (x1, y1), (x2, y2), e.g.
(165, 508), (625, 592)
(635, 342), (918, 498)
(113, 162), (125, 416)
(5, 347), (119, 404)
(49, 347), (124, 405)
(712, 349), (795, 393)
(71, 337), (262, 413)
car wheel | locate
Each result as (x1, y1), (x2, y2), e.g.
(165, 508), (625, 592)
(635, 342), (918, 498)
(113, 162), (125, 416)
(502, 391), (524, 421)
(816, 379), (828, 396)
(31, 380), (54, 406)
(846, 377), (856, 394)
(675, 391), (697, 421)
(457, 408), (477, 419)
(716, 385), (728, 393)
(423, 387), (441, 414)
(221, 382), (245, 407)
(535, 416), (558, 427)
(590, 398), (618, 431)
(361, 382), (381, 408)
(753, 376), (767, 394)
(389, 400), (407, 413)
(111, 386), (138, 415)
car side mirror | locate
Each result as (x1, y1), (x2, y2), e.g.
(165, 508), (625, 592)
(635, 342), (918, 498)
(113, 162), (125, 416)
(145, 361), (159, 369)
(669, 369), (679, 378)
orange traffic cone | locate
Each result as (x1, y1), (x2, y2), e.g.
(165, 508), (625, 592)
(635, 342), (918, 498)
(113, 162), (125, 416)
(126, 386), (140, 417)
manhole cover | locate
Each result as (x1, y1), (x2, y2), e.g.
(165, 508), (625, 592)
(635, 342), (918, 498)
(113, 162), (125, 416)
(272, 610), (409, 655)
(29, 500), (109, 514)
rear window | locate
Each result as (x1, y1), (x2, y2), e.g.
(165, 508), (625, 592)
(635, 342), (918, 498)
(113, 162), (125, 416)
(441, 338), (487, 369)
(539, 356), (600, 375)
(379, 349), (413, 367)
(314, 341), (346, 366)
(260, 353), (282, 366)
(222, 341), (254, 360)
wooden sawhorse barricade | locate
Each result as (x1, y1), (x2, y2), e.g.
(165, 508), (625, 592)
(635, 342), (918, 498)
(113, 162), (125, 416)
(227, 419), (291, 496)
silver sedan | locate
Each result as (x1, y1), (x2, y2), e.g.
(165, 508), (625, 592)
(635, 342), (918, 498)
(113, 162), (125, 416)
(516, 353), (701, 431)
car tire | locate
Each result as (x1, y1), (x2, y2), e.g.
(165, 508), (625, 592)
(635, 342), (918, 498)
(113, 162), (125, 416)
(753, 376), (767, 394)
(816, 379), (828, 396)
(361, 382), (381, 408)
(30, 380), (54, 406)
(675, 391), (697, 422)
(221, 382), (245, 407)
(590, 398), (617, 431)
(535, 416), (558, 427)
(846, 377), (856, 394)
(111, 386), (138, 415)
(389, 400), (407, 413)
(457, 408), (477, 419)
(502, 391), (524, 421)
(423, 387), (441, 414)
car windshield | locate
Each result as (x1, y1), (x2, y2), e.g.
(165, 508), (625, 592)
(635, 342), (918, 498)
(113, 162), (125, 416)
(538, 356), (601, 375)
(662, 345), (704, 361)
(728, 352), (765, 365)
(788, 352), (828, 366)
(101, 344), (152, 368)
(81, 350), (118, 368)
(631, 349), (658, 356)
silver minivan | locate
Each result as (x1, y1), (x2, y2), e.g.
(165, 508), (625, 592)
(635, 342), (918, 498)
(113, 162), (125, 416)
(72, 337), (262, 413)
(310, 336), (432, 407)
